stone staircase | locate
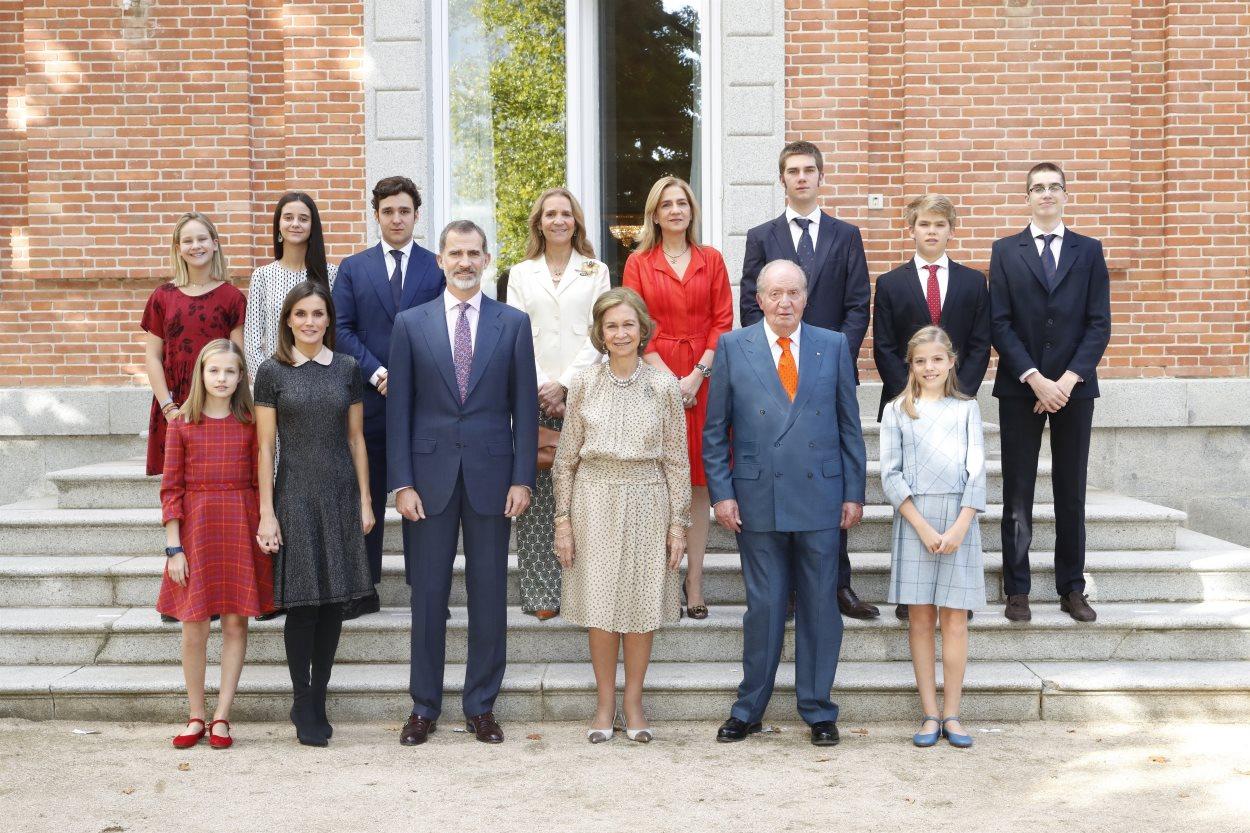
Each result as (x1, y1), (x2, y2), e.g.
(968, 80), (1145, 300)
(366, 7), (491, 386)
(2, 422), (1249, 724)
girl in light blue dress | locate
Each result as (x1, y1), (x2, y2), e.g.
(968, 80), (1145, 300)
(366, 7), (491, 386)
(881, 326), (986, 749)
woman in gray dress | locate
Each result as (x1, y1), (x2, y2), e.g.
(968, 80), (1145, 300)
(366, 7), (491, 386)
(881, 326), (986, 749)
(505, 188), (610, 619)
(255, 281), (375, 747)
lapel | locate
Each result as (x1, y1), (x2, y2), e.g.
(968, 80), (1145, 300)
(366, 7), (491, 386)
(741, 323), (791, 411)
(367, 244), (398, 320)
(553, 251), (588, 298)
(417, 300), (462, 402)
(901, 260), (929, 319)
(398, 243), (434, 312)
(780, 326), (826, 438)
(464, 297), (504, 401)
(939, 261), (966, 327)
(810, 213), (838, 293)
(770, 214), (799, 261)
(1049, 231), (1081, 292)
(1014, 228), (1049, 292)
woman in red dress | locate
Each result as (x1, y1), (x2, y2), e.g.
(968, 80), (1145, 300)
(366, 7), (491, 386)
(142, 212), (246, 476)
(623, 176), (733, 619)
(160, 339), (274, 750)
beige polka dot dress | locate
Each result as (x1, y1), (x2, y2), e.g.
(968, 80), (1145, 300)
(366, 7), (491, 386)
(553, 362), (692, 633)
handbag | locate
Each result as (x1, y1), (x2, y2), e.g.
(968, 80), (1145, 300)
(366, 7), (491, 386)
(537, 425), (561, 470)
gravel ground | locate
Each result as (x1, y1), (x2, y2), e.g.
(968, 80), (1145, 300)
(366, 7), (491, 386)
(3, 718), (1248, 833)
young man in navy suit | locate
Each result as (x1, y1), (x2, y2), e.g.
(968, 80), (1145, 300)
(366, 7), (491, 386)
(741, 140), (875, 619)
(990, 163), (1111, 624)
(334, 176), (445, 619)
(873, 194), (990, 620)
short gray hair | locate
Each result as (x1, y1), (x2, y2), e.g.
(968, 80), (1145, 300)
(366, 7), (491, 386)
(757, 259), (808, 295)
(438, 220), (489, 254)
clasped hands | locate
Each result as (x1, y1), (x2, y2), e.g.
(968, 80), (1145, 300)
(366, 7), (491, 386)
(1029, 370), (1081, 414)
(538, 381), (566, 418)
(713, 499), (863, 533)
(916, 518), (969, 556)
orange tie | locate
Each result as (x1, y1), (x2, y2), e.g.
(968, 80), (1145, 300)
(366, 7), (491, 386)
(777, 336), (798, 400)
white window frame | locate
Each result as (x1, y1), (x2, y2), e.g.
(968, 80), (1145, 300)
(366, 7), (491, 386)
(430, 0), (721, 254)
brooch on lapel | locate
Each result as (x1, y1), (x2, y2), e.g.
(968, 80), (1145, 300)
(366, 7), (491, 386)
(575, 260), (599, 277)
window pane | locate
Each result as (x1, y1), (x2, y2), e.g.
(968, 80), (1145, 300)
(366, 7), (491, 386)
(598, 0), (702, 280)
(449, 0), (567, 272)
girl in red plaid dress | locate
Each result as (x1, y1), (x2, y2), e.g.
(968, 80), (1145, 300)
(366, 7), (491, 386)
(160, 339), (274, 749)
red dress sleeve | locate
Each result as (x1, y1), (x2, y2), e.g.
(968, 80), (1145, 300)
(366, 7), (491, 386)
(225, 285), (247, 331)
(703, 248), (734, 353)
(159, 417), (187, 524)
(623, 252), (662, 355)
(140, 285), (167, 338)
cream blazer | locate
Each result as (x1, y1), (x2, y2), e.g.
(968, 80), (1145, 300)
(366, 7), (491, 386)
(505, 251), (610, 388)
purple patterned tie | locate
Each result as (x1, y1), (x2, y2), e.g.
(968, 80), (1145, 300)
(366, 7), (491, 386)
(453, 301), (472, 402)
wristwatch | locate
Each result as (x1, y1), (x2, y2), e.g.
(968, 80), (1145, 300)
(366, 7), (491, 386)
(165, 546), (184, 558)
(694, 363), (712, 378)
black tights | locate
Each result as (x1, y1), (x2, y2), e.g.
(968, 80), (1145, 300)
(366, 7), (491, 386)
(284, 603), (344, 739)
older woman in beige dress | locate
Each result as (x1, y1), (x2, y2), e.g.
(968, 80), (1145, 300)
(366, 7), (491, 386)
(553, 288), (690, 744)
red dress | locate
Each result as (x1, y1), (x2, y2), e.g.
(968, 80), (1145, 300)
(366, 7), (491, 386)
(623, 245), (734, 486)
(156, 415), (274, 621)
(140, 282), (247, 475)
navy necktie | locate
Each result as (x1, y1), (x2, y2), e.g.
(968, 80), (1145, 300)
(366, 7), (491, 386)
(389, 249), (404, 307)
(794, 217), (816, 280)
(1037, 234), (1057, 289)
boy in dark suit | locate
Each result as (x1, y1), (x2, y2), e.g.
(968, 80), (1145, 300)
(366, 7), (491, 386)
(873, 194), (991, 619)
(990, 163), (1111, 624)
(741, 141), (875, 619)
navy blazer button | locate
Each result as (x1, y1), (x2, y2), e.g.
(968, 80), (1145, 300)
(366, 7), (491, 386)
(760, 409), (766, 415)
(1047, 318), (1054, 326)
(775, 472), (782, 478)
(807, 472), (813, 479)
(1044, 342), (1052, 349)
(809, 442), (815, 448)
(774, 442), (780, 448)
(815, 410), (820, 415)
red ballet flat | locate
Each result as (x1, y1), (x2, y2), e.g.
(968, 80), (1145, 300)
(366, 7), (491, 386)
(207, 719), (233, 749)
(172, 717), (206, 749)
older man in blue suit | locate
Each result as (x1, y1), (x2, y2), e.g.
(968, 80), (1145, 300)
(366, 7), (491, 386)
(387, 220), (538, 746)
(704, 259), (867, 747)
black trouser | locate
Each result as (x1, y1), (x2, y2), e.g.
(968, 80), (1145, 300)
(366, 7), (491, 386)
(363, 424), (388, 585)
(835, 529), (852, 591)
(998, 396), (1095, 597)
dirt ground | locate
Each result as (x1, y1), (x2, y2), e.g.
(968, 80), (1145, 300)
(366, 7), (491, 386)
(3, 718), (1248, 833)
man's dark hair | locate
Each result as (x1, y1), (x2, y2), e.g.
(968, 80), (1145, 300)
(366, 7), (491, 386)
(371, 176), (422, 211)
(778, 140), (824, 178)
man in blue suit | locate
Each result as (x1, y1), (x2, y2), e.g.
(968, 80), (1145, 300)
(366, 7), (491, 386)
(387, 220), (538, 746)
(990, 163), (1110, 625)
(704, 259), (867, 747)
(740, 141), (876, 619)
(334, 176), (445, 619)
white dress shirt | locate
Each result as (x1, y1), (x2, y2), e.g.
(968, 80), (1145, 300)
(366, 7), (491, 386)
(370, 239), (418, 388)
(444, 288), (482, 351)
(913, 253), (950, 308)
(762, 319), (801, 374)
(1019, 222), (1067, 383)
(504, 252), (610, 389)
(785, 206), (822, 251)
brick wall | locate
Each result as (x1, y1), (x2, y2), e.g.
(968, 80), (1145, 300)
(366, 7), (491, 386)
(786, 0), (1250, 378)
(0, 0), (365, 386)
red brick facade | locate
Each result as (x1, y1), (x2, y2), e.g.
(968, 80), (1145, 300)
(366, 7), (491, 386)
(0, 1), (1245, 385)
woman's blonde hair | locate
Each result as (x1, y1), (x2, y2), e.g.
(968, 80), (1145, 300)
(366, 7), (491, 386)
(890, 326), (969, 419)
(590, 287), (654, 355)
(181, 339), (254, 424)
(169, 212), (229, 288)
(634, 176), (701, 253)
(523, 187), (596, 261)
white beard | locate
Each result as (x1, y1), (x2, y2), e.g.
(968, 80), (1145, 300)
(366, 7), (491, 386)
(450, 275), (480, 292)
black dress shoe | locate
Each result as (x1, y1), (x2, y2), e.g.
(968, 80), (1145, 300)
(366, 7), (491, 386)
(342, 592), (381, 621)
(1060, 591), (1097, 622)
(716, 716), (763, 742)
(810, 721), (840, 746)
(1004, 594), (1031, 622)
(895, 604), (909, 620)
(466, 712), (504, 743)
(837, 587), (880, 619)
(400, 714), (436, 746)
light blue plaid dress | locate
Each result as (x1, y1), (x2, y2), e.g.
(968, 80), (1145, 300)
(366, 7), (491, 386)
(881, 397), (987, 611)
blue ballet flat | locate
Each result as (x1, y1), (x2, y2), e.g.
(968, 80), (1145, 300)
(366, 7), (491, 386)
(912, 715), (941, 747)
(941, 716), (974, 748)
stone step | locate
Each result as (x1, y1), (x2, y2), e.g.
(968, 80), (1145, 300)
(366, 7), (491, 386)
(3, 601), (1247, 666)
(47, 426), (1015, 510)
(4, 533), (1245, 608)
(2, 659), (1245, 723)
(0, 490), (1185, 555)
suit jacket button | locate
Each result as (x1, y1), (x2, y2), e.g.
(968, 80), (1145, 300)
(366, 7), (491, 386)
(774, 442), (780, 448)
(807, 472), (813, 479)
(815, 410), (821, 415)
(1044, 342), (1052, 349)
(809, 442), (815, 448)
(760, 409), (766, 415)
(1047, 318), (1054, 326)
(775, 472), (782, 478)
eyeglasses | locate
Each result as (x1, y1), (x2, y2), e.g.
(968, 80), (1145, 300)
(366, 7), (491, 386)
(1028, 183), (1066, 195)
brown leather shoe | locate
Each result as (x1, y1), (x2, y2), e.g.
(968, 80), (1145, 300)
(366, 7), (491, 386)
(466, 712), (504, 743)
(400, 714), (436, 746)
(837, 587), (880, 620)
(1060, 591), (1097, 622)
(1004, 594), (1032, 622)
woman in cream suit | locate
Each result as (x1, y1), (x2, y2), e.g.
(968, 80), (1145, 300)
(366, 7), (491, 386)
(506, 187), (611, 618)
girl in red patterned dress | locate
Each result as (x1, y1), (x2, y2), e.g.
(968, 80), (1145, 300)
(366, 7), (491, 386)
(160, 339), (274, 749)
